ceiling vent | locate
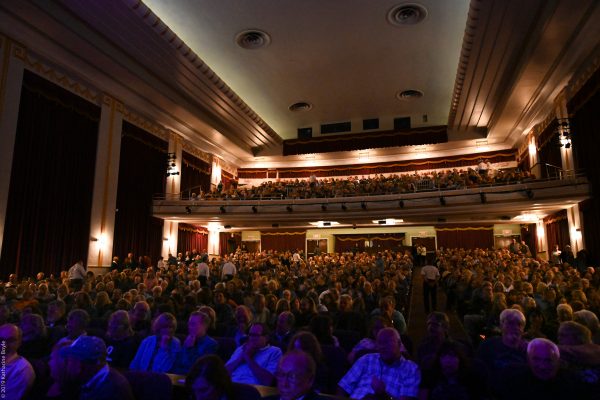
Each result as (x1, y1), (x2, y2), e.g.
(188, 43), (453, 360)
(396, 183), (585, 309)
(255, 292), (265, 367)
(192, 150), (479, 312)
(387, 3), (428, 26)
(396, 89), (424, 100)
(289, 102), (313, 112)
(235, 30), (271, 49)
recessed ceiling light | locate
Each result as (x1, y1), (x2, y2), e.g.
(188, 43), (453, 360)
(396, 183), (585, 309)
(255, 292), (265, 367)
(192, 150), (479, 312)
(371, 218), (404, 225)
(235, 29), (271, 49)
(289, 102), (313, 112)
(387, 3), (428, 26)
(396, 89), (424, 100)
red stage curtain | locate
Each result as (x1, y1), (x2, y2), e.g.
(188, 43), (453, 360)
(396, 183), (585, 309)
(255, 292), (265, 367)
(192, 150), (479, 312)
(260, 230), (306, 253)
(283, 125), (448, 155)
(239, 150), (516, 179)
(177, 224), (208, 254)
(220, 232), (241, 256)
(334, 233), (405, 253)
(113, 122), (167, 263)
(181, 151), (211, 197)
(435, 225), (494, 250)
(0, 71), (99, 279)
(544, 210), (570, 253)
(569, 66), (600, 263)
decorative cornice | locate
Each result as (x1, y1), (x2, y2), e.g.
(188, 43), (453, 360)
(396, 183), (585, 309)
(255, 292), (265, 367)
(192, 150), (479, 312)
(182, 141), (211, 164)
(102, 94), (124, 113)
(123, 106), (170, 141)
(533, 110), (555, 137)
(567, 49), (600, 101)
(448, 0), (482, 126)
(125, 0), (281, 146)
(212, 155), (237, 176)
(21, 49), (100, 104)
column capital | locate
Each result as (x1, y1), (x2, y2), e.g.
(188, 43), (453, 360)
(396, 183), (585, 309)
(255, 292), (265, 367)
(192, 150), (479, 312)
(101, 94), (124, 113)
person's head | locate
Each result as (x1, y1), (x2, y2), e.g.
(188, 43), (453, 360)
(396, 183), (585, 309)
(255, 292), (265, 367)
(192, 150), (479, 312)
(558, 321), (592, 345)
(49, 340), (72, 386)
(368, 316), (392, 339)
(130, 301), (151, 324)
(185, 355), (233, 400)
(107, 310), (132, 340)
(247, 323), (270, 348)
(339, 294), (353, 312)
(500, 308), (526, 346)
(152, 312), (177, 337)
(198, 306), (217, 330)
(556, 303), (573, 322)
(47, 299), (66, 322)
(434, 340), (469, 378)
(60, 336), (108, 385)
(0, 323), (22, 356)
(275, 350), (316, 400)
(20, 313), (46, 341)
(426, 312), (449, 339)
(573, 310), (600, 334)
(376, 327), (403, 364)
(276, 311), (295, 335)
(188, 311), (210, 338)
(527, 338), (560, 381)
(66, 309), (90, 338)
(288, 331), (322, 363)
(234, 305), (253, 329)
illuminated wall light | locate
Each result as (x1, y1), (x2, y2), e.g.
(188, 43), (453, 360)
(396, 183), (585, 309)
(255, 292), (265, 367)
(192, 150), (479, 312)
(536, 225), (545, 238)
(98, 234), (108, 249)
(528, 142), (537, 156)
(572, 228), (582, 240)
(358, 151), (369, 161)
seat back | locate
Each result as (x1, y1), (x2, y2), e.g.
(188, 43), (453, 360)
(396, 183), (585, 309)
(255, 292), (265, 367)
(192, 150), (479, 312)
(123, 370), (173, 400)
(231, 382), (262, 400)
(215, 336), (237, 361)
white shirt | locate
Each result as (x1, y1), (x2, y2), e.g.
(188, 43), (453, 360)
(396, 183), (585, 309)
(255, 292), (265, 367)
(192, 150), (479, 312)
(5, 355), (35, 400)
(222, 261), (236, 277)
(68, 261), (86, 280)
(421, 265), (440, 281)
(198, 262), (210, 278)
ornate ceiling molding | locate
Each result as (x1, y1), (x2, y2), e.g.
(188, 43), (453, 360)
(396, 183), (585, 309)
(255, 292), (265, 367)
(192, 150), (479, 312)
(123, 106), (170, 142)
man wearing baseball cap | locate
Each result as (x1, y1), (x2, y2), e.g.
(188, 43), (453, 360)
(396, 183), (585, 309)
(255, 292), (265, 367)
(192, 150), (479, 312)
(60, 335), (134, 400)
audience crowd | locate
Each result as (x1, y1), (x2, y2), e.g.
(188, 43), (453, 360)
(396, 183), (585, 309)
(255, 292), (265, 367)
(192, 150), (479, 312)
(193, 166), (536, 200)
(1, 242), (599, 399)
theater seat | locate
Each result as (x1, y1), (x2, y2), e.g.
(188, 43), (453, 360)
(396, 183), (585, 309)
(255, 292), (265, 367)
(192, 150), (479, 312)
(215, 336), (237, 361)
(231, 382), (262, 400)
(123, 370), (173, 400)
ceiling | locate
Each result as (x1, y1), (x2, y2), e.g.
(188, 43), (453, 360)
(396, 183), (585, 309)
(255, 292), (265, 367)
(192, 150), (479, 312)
(2, 0), (600, 167)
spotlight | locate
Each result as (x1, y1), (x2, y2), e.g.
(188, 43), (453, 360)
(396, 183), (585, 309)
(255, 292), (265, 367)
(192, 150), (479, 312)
(224, 225), (231, 229)
(321, 204), (327, 211)
(352, 224), (357, 229)
(439, 197), (446, 206)
(185, 206), (192, 214)
(272, 223), (279, 228)
(219, 206), (226, 213)
(286, 206), (293, 212)
(361, 201), (367, 210)
(526, 189), (534, 199)
(399, 200), (404, 208)
(480, 193), (486, 204)
(341, 203), (347, 211)
(252, 206), (258, 213)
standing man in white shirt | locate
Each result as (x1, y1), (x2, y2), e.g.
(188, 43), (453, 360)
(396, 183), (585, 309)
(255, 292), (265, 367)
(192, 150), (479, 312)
(221, 256), (237, 281)
(197, 255), (210, 287)
(68, 260), (86, 291)
(421, 263), (440, 314)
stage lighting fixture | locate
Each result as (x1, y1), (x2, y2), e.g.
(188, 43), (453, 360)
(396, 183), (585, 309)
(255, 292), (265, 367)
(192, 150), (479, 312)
(185, 206), (192, 214)
(286, 205), (293, 212)
(439, 197), (446, 206)
(480, 193), (486, 204)
(399, 200), (405, 208)
(321, 204), (327, 211)
(341, 203), (347, 211)
(361, 201), (367, 210)
(219, 206), (226, 213)
(252, 206), (258, 213)
(526, 189), (534, 199)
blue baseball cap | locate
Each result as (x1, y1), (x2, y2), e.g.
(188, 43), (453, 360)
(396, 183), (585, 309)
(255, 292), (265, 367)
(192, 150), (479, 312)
(60, 335), (107, 363)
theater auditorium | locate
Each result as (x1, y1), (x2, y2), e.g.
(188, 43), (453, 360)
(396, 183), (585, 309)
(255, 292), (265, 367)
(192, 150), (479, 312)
(1, 1), (599, 399)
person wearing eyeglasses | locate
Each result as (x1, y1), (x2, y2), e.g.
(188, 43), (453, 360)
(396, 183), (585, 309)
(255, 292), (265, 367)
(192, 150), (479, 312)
(0, 323), (35, 400)
(225, 322), (282, 385)
(265, 350), (320, 400)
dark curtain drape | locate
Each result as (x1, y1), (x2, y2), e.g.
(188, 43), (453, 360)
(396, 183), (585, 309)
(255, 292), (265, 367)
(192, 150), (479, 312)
(220, 232), (241, 256)
(435, 225), (494, 249)
(113, 122), (167, 263)
(0, 71), (99, 279)
(536, 120), (562, 179)
(283, 125), (448, 155)
(569, 66), (600, 264)
(239, 150), (515, 179)
(177, 224), (208, 254)
(260, 230), (306, 252)
(544, 211), (570, 254)
(181, 151), (211, 197)
(334, 233), (405, 253)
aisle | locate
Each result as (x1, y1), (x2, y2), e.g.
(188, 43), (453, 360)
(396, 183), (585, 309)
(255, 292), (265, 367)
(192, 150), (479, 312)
(405, 267), (469, 350)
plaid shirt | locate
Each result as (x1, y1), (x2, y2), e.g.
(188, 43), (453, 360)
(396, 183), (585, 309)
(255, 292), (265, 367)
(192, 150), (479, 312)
(339, 353), (420, 399)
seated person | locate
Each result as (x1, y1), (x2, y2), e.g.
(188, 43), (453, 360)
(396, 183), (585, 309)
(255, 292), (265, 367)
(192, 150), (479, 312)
(186, 354), (234, 400)
(265, 350), (320, 400)
(370, 296), (407, 335)
(104, 310), (139, 369)
(270, 311), (296, 351)
(497, 338), (583, 400)
(0, 323), (35, 400)
(225, 322), (282, 385)
(61, 335), (134, 400)
(171, 311), (218, 374)
(129, 312), (181, 372)
(476, 308), (528, 395)
(338, 327), (420, 400)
